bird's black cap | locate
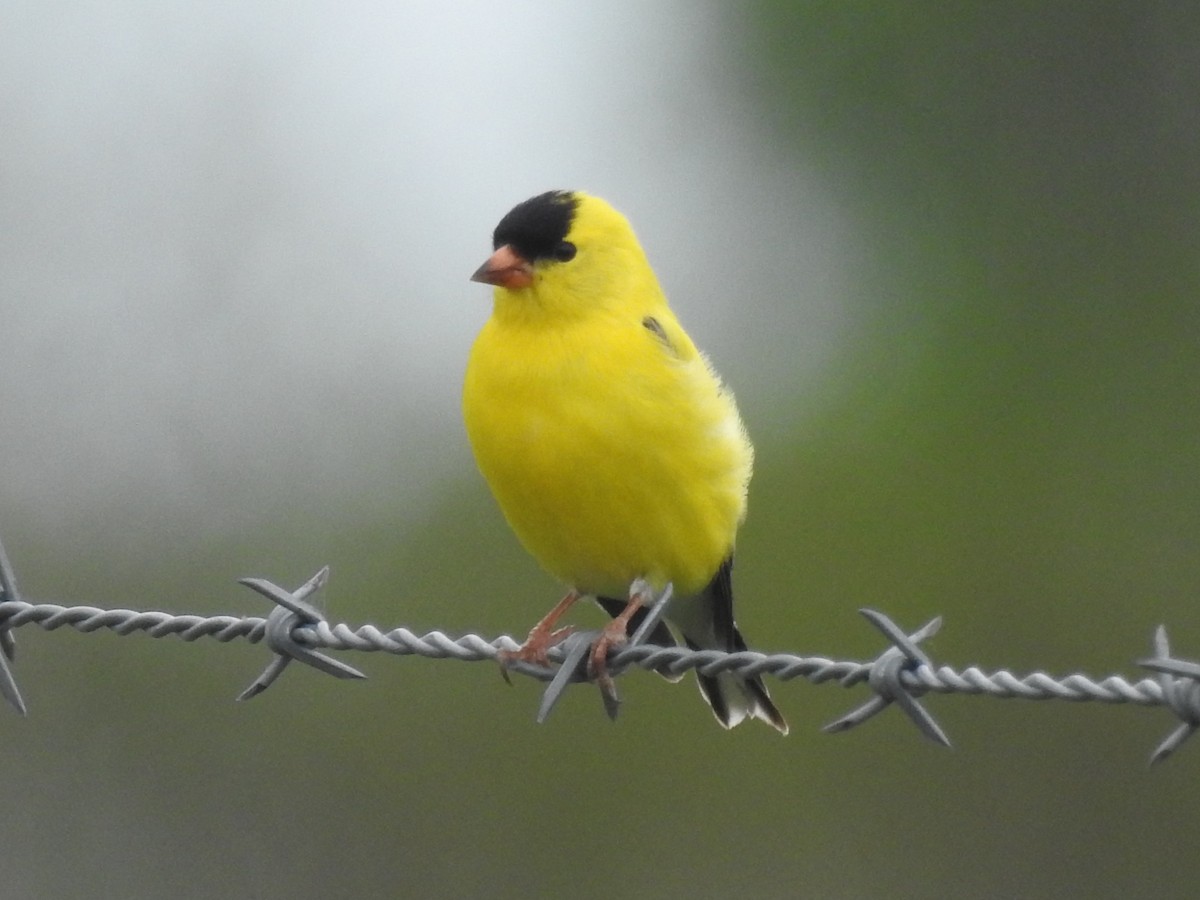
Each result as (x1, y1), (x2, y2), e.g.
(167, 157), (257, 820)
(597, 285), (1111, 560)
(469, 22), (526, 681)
(492, 190), (578, 261)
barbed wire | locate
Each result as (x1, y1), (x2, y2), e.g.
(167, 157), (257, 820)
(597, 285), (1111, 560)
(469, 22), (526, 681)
(0, 536), (1196, 764)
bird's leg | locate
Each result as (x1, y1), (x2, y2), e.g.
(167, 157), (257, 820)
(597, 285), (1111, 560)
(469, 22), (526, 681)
(588, 581), (650, 699)
(498, 590), (580, 681)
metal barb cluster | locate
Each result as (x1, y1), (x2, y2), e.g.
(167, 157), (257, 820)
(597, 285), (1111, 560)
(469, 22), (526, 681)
(1139, 626), (1200, 764)
(236, 568), (367, 700)
(0, 540), (26, 715)
(532, 582), (675, 724)
(823, 610), (950, 747)
(1, 533), (1200, 765)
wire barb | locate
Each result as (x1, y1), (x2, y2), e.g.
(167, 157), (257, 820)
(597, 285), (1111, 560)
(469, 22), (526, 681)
(823, 609), (950, 747)
(534, 582), (674, 724)
(0, 538), (29, 715)
(236, 568), (367, 701)
(1139, 626), (1200, 765)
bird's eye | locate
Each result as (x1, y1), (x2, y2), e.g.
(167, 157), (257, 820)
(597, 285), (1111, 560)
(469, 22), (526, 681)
(551, 241), (577, 262)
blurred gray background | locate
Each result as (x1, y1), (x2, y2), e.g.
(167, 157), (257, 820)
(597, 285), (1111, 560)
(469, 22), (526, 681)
(3, 2), (1200, 897)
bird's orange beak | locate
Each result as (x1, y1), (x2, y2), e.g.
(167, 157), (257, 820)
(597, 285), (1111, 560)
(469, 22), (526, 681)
(470, 244), (534, 290)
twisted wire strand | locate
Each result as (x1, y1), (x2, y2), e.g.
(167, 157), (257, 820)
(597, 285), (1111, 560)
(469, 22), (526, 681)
(4, 585), (1198, 766)
(0, 599), (1166, 706)
(2, 530), (1194, 762)
(1, 601), (267, 643)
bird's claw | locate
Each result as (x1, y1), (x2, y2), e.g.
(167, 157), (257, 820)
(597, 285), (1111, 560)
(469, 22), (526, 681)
(587, 622), (630, 706)
(498, 624), (577, 684)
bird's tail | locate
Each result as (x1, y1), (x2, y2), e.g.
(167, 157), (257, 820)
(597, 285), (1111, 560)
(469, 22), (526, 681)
(683, 633), (788, 734)
(647, 558), (788, 734)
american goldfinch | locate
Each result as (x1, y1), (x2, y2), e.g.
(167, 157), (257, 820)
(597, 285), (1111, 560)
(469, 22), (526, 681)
(464, 190), (786, 733)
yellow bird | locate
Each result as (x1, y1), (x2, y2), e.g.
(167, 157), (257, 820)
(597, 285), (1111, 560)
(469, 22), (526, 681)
(464, 190), (786, 733)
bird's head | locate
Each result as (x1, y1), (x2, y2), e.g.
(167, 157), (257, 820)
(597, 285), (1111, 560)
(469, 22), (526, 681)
(471, 190), (659, 320)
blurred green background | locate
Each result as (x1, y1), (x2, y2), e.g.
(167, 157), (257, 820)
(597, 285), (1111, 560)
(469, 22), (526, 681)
(3, 2), (1200, 897)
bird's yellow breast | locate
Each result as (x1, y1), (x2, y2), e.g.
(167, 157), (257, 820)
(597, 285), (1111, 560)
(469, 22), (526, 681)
(463, 306), (751, 598)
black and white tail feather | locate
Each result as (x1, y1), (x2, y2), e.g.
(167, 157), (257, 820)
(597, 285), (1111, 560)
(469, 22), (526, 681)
(597, 557), (788, 734)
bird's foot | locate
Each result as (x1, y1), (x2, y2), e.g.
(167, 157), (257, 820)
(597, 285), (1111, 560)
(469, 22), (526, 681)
(587, 617), (631, 702)
(497, 590), (581, 684)
(498, 624), (576, 685)
(587, 581), (652, 707)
